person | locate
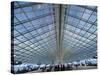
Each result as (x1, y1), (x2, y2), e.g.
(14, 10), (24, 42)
(66, 64), (72, 70)
(54, 64), (59, 71)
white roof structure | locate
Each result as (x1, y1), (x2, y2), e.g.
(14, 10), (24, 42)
(11, 1), (97, 64)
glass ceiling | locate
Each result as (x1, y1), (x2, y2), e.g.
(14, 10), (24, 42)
(12, 2), (57, 64)
(62, 5), (97, 63)
(11, 1), (97, 64)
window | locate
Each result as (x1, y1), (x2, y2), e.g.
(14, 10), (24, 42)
(83, 23), (92, 30)
(89, 12), (97, 22)
(15, 13), (27, 21)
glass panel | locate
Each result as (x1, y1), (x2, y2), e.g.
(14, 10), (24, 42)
(89, 12), (97, 22)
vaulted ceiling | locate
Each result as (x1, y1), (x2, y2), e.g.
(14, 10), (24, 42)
(11, 1), (97, 64)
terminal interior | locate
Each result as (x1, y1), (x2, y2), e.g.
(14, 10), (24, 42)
(11, 1), (97, 74)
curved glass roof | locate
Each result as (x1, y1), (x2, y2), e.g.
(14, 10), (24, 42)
(11, 1), (97, 64)
(62, 5), (97, 63)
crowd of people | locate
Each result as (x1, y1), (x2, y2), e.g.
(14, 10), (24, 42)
(11, 64), (74, 74)
(11, 58), (97, 74)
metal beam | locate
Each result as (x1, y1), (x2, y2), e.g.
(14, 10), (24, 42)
(14, 2), (40, 9)
(66, 14), (97, 26)
(59, 5), (66, 64)
(79, 6), (97, 12)
(53, 4), (60, 64)
(14, 13), (53, 26)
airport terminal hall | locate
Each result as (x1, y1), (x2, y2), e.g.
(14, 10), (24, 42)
(11, 1), (97, 74)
